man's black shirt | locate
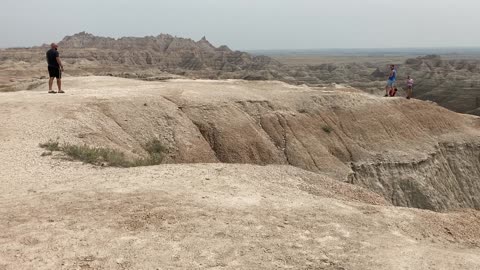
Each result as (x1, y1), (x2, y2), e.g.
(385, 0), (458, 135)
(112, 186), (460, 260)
(46, 48), (59, 68)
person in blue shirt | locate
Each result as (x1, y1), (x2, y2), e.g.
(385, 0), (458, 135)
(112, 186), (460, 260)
(385, 64), (396, 97)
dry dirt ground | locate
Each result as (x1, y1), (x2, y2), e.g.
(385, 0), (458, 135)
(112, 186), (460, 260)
(0, 77), (480, 269)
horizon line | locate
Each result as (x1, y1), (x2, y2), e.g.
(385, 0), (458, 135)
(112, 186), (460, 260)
(245, 46), (480, 51)
(3, 44), (480, 53)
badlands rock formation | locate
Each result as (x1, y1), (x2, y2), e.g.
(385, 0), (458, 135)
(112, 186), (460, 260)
(0, 77), (480, 269)
(0, 32), (280, 92)
(2, 77), (479, 212)
(56, 32), (279, 76)
(1, 32), (480, 269)
(1, 33), (479, 116)
(283, 55), (480, 116)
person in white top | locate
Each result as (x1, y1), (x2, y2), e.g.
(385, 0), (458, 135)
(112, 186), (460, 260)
(406, 75), (414, 99)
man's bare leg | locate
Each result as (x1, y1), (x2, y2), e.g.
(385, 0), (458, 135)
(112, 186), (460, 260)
(56, 79), (63, 93)
(57, 78), (65, 93)
(49, 77), (54, 91)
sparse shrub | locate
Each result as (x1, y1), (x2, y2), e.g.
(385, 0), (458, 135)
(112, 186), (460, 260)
(144, 139), (166, 156)
(39, 139), (167, 167)
(39, 139), (60, 151)
(142, 139), (166, 165)
(61, 144), (132, 167)
(322, 125), (333, 133)
(40, 151), (53, 157)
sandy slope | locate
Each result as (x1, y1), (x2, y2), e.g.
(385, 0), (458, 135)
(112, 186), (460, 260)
(0, 77), (479, 269)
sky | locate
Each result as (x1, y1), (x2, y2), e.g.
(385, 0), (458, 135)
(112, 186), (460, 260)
(1, 0), (479, 50)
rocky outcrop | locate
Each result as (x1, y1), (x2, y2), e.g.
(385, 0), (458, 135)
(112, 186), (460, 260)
(350, 142), (480, 211)
(171, 96), (480, 212)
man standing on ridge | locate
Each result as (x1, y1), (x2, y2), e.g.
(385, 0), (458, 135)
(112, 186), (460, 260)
(385, 64), (396, 97)
(46, 43), (65, 93)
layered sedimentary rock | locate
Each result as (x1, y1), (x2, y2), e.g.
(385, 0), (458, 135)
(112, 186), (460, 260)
(56, 32), (280, 79)
(283, 55), (480, 116)
(2, 33), (479, 115)
(5, 77), (477, 211)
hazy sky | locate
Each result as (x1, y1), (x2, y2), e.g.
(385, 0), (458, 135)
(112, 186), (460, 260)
(1, 0), (479, 49)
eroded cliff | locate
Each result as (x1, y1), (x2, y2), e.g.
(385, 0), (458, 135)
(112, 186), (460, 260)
(13, 77), (478, 211)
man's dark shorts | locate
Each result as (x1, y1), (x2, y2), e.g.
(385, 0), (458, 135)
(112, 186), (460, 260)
(48, 67), (61, 79)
